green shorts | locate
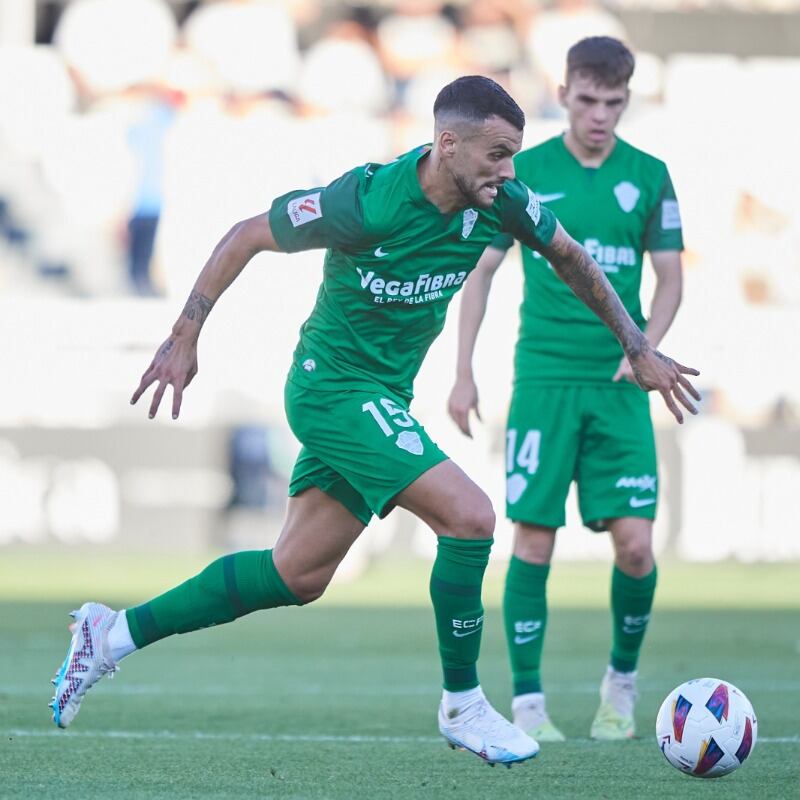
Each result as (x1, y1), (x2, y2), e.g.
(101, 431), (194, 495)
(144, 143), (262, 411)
(284, 378), (448, 525)
(505, 384), (657, 531)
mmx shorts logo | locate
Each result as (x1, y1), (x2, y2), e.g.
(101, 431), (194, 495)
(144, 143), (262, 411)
(615, 474), (656, 492)
(613, 181), (640, 213)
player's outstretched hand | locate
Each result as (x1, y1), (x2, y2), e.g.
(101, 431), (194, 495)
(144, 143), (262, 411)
(629, 348), (700, 424)
(448, 376), (481, 438)
(130, 334), (199, 420)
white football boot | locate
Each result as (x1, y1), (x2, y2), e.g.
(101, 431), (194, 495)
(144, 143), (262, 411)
(50, 602), (119, 728)
(512, 692), (566, 742)
(590, 666), (637, 740)
(439, 688), (540, 767)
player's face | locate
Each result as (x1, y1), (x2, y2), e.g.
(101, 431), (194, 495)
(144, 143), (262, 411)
(450, 116), (523, 209)
(559, 75), (629, 154)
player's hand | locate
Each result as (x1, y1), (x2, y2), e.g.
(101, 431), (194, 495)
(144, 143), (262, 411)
(448, 376), (481, 438)
(629, 348), (701, 424)
(612, 356), (637, 384)
(130, 333), (199, 420)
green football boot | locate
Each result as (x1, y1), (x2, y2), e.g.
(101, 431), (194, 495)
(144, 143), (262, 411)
(590, 667), (637, 740)
(512, 692), (566, 742)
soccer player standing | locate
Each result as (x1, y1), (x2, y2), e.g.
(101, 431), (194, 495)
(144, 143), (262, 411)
(448, 39), (686, 741)
(51, 75), (697, 764)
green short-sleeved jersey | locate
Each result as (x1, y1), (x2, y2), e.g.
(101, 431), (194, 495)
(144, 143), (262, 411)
(494, 135), (683, 385)
(269, 145), (557, 402)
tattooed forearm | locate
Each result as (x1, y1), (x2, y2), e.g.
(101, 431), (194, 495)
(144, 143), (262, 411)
(181, 291), (215, 326)
(542, 234), (647, 360)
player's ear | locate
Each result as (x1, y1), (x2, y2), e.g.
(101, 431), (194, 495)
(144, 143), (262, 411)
(437, 128), (458, 158)
(557, 84), (568, 109)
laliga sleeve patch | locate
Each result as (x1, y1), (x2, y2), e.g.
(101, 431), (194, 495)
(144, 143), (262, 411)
(526, 188), (541, 226)
(661, 199), (682, 230)
(288, 192), (322, 227)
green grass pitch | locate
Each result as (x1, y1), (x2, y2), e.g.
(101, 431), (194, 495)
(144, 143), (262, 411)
(1, 554), (798, 798)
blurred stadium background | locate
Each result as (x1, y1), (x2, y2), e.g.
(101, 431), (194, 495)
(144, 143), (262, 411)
(2, 2), (800, 797)
(1, 0), (798, 576)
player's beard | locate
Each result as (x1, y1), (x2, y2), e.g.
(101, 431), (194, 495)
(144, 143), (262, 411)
(453, 172), (494, 209)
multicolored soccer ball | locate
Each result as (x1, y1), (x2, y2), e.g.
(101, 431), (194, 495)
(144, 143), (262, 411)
(656, 678), (757, 779)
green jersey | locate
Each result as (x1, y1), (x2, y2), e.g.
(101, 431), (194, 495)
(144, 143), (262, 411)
(269, 145), (557, 401)
(495, 135), (683, 385)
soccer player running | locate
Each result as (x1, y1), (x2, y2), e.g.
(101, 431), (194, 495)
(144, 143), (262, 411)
(448, 39), (688, 742)
(51, 76), (698, 765)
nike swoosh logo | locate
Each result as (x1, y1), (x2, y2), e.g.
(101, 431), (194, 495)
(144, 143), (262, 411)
(374, 247), (389, 257)
(629, 497), (656, 508)
(453, 628), (482, 638)
(536, 192), (566, 203)
(514, 634), (540, 645)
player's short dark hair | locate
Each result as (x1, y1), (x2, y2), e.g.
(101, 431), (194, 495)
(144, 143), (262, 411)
(434, 75), (525, 131)
(566, 37), (635, 88)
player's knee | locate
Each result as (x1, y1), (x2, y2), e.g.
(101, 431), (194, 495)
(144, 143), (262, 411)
(449, 495), (496, 540)
(617, 541), (654, 576)
(283, 572), (331, 604)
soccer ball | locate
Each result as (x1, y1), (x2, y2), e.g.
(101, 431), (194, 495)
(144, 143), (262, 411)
(656, 678), (757, 779)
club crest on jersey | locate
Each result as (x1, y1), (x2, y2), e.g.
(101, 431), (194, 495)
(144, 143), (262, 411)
(462, 208), (478, 238)
(525, 188), (541, 225)
(613, 182), (640, 213)
(288, 192), (322, 227)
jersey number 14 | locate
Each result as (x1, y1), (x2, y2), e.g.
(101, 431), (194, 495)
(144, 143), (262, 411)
(506, 429), (541, 475)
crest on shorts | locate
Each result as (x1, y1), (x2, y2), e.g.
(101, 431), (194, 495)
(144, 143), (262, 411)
(613, 182), (640, 213)
(396, 431), (424, 456)
(506, 474), (528, 504)
(462, 208), (478, 239)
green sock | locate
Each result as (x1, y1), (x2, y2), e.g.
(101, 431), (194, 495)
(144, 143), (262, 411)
(504, 556), (549, 696)
(610, 564), (657, 673)
(429, 536), (492, 691)
(126, 550), (302, 648)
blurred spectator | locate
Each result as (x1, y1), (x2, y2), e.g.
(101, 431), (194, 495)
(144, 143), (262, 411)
(183, 0), (300, 96)
(54, 0), (176, 100)
(457, 0), (523, 80)
(297, 20), (389, 115)
(0, 44), (76, 284)
(124, 85), (180, 296)
(376, 0), (459, 105)
(732, 191), (799, 307)
(525, 0), (627, 115)
(228, 425), (273, 509)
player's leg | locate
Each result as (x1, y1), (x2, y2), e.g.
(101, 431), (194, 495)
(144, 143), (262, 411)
(577, 385), (658, 740)
(396, 459), (540, 765)
(50, 487), (365, 728)
(502, 385), (581, 742)
(588, 515), (656, 740)
(505, 523), (565, 742)
(286, 383), (536, 764)
(608, 515), (657, 672)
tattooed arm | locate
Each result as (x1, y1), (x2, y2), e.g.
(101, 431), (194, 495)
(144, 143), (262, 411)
(538, 223), (700, 423)
(131, 214), (280, 419)
(539, 223), (648, 361)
